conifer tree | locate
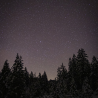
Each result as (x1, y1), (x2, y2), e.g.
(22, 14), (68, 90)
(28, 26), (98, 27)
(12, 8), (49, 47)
(24, 67), (29, 87)
(57, 63), (68, 96)
(29, 72), (42, 97)
(57, 63), (67, 80)
(0, 60), (11, 98)
(68, 55), (78, 90)
(67, 58), (72, 91)
(90, 56), (98, 91)
(38, 72), (41, 79)
(29, 71), (35, 97)
(9, 53), (26, 98)
(29, 71), (34, 84)
(37, 73), (42, 96)
(41, 71), (48, 94)
(76, 48), (90, 89)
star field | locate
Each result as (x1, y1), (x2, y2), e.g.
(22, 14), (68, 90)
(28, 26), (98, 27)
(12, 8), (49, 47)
(0, 0), (98, 80)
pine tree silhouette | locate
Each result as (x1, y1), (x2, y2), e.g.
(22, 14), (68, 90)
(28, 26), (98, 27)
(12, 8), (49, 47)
(57, 63), (68, 97)
(0, 60), (11, 98)
(90, 56), (98, 91)
(41, 71), (48, 94)
(76, 48), (90, 89)
(9, 53), (26, 98)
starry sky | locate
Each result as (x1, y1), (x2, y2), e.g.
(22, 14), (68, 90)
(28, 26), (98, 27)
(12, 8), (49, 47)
(0, 0), (98, 80)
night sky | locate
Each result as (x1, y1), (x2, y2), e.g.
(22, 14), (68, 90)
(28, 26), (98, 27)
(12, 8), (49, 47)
(0, 0), (98, 80)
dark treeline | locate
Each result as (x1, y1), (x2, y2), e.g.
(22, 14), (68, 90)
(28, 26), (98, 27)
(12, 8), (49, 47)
(0, 48), (98, 98)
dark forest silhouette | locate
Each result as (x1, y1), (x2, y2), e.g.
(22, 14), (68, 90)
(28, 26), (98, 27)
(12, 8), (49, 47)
(0, 48), (98, 98)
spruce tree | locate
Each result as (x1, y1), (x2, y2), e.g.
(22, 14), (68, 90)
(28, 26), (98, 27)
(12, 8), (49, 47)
(24, 67), (29, 87)
(90, 56), (98, 91)
(68, 54), (77, 77)
(76, 48), (90, 89)
(29, 71), (34, 84)
(67, 58), (73, 91)
(9, 53), (26, 98)
(68, 55), (78, 91)
(41, 71), (48, 94)
(57, 63), (68, 96)
(29, 72), (42, 97)
(0, 60), (11, 98)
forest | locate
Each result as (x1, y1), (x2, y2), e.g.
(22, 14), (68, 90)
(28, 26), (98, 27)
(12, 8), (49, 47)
(0, 48), (98, 98)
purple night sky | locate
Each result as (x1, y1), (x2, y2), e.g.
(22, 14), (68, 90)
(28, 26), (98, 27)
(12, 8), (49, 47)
(0, 0), (98, 80)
